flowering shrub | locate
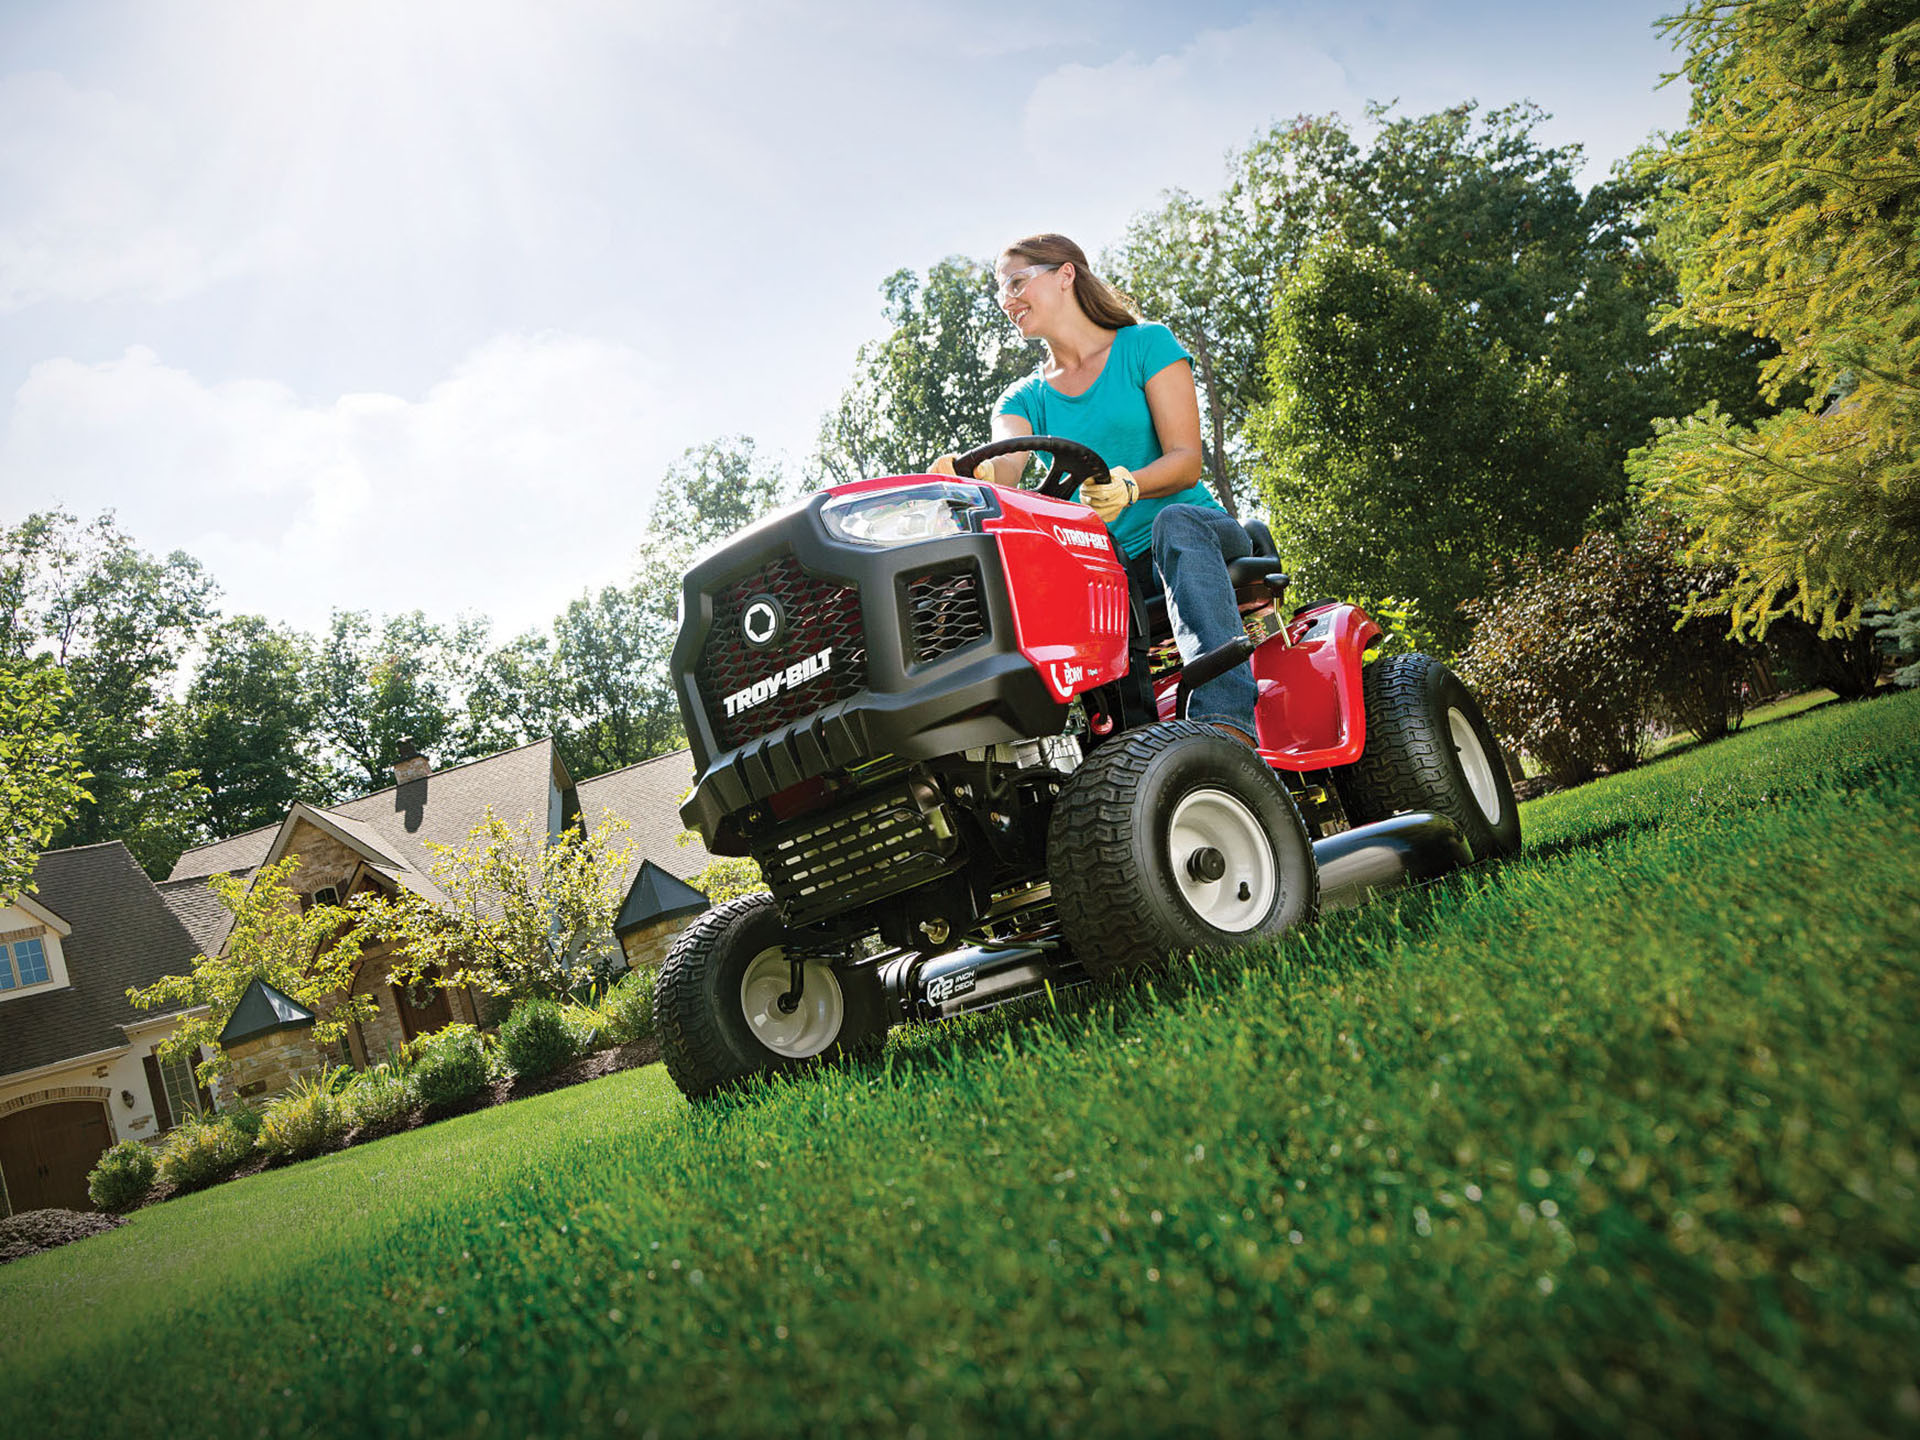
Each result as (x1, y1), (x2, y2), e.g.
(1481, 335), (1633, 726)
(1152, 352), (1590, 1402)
(258, 1073), (348, 1161)
(159, 1112), (256, 1192)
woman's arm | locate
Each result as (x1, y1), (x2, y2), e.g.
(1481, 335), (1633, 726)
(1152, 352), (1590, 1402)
(985, 411), (1035, 488)
(1130, 360), (1205, 497)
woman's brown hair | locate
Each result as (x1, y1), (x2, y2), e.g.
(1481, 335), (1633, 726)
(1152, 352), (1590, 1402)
(1002, 233), (1139, 331)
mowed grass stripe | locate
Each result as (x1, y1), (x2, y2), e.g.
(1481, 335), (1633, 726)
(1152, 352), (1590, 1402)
(3, 692), (1916, 1438)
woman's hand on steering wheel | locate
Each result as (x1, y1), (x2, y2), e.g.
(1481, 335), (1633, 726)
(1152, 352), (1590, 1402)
(926, 454), (996, 482)
(948, 435), (1111, 501)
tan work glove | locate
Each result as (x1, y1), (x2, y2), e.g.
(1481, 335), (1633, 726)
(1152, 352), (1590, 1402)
(1078, 466), (1138, 525)
(927, 454), (994, 481)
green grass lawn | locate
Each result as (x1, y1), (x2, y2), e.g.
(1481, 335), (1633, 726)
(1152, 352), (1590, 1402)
(4, 691), (1917, 1438)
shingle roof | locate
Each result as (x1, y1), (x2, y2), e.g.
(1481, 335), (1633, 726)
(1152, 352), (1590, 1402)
(169, 739), (573, 890)
(0, 843), (205, 1080)
(156, 876), (234, 957)
(575, 748), (714, 902)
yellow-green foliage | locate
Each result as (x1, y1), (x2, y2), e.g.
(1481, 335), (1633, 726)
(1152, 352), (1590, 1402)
(686, 854), (763, 903)
(407, 1025), (491, 1108)
(341, 1065), (415, 1130)
(587, 969), (656, 1045)
(156, 1112), (255, 1193)
(1639, 1), (1920, 631)
(353, 808), (635, 1001)
(257, 1073), (348, 1162)
(125, 856), (373, 1084)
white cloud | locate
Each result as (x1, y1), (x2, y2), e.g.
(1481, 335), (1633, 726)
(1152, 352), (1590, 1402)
(1021, 14), (1355, 237)
(0, 334), (675, 636)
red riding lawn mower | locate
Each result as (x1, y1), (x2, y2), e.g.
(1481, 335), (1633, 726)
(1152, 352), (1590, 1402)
(654, 436), (1521, 1101)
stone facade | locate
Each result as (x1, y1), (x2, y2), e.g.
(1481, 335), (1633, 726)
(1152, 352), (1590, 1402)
(283, 818), (364, 899)
(215, 1025), (327, 1104)
(618, 913), (699, 973)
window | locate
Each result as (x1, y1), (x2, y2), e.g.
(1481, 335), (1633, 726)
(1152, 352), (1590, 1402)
(12, 937), (48, 986)
(158, 1049), (205, 1124)
(0, 937), (51, 991)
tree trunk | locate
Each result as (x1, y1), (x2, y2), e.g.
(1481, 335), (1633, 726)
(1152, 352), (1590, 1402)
(1190, 332), (1238, 518)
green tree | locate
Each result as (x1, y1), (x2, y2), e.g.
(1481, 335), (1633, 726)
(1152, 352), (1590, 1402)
(1249, 245), (1599, 653)
(0, 508), (216, 874)
(352, 808), (636, 1002)
(817, 258), (1041, 483)
(127, 857), (374, 1083)
(152, 615), (323, 841)
(1631, 0), (1920, 634)
(0, 662), (92, 899)
(551, 437), (790, 778)
(309, 609), (474, 794)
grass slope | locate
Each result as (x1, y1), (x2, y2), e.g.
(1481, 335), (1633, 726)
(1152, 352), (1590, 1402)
(3, 692), (1916, 1438)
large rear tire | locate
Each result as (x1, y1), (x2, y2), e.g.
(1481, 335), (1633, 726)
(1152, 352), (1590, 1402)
(1332, 654), (1522, 861)
(653, 894), (890, 1101)
(1048, 721), (1318, 980)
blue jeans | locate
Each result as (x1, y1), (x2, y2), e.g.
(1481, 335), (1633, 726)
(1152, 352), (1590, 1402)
(1142, 504), (1258, 735)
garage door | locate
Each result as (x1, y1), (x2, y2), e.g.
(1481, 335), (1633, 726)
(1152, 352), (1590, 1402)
(0, 1101), (114, 1214)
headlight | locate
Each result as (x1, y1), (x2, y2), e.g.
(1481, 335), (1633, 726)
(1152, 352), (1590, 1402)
(820, 483), (989, 548)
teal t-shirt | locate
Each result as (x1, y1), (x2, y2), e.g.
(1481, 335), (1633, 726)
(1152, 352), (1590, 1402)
(992, 320), (1226, 558)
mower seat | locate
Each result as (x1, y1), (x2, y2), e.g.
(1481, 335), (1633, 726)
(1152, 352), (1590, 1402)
(1139, 518), (1288, 643)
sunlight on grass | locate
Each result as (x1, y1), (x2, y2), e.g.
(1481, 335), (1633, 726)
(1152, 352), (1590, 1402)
(4, 692), (1916, 1439)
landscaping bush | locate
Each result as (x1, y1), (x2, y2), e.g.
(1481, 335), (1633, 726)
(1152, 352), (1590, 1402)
(498, 998), (583, 1079)
(1460, 519), (1748, 783)
(341, 1064), (415, 1130)
(85, 1140), (157, 1213)
(408, 1025), (491, 1108)
(593, 968), (656, 1044)
(157, 1112), (257, 1193)
(257, 1073), (348, 1162)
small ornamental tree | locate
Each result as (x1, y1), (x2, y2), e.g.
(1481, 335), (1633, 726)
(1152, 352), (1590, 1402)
(127, 856), (374, 1083)
(353, 808), (635, 1003)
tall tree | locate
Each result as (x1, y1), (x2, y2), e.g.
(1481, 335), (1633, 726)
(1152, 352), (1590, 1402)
(151, 615), (324, 841)
(1630, 0), (1920, 634)
(0, 508), (216, 873)
(816, 258), (1041, 484)
(1249, 245), (1599, 653)
(551, 437), (791, 779)
(309, 610), (470, 795)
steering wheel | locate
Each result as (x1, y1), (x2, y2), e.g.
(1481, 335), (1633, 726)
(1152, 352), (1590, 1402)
(950, 435), (1110, 502)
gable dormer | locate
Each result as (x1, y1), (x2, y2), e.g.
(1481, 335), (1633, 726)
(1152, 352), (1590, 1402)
(0, 893), (75, 1002)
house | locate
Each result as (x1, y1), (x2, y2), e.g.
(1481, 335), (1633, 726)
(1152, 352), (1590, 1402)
(0, 739), (713, 1215)
(0, 842), (218, 1215)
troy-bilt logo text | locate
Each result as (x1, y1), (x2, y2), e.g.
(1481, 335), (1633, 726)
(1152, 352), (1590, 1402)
(1052, 525), (1112, 553)
(723, 647), (833, 717)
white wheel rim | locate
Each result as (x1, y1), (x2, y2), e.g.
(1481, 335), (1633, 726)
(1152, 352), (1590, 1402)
(1447, 707), (1503, 824)
(739, 948), (845, 1058)
(1167, 786), (1277, 933)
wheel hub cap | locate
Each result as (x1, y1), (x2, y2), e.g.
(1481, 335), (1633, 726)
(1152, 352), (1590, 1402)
(1446, 707), (1503, 824)
(1167, 787), (1277, 932)
(740, 949), (846, 1058)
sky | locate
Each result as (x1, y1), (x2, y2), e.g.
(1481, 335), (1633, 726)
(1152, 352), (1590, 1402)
(0, 0), (1693, 642)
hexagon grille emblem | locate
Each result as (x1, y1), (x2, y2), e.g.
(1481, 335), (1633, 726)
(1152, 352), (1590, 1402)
(740, 595), (785, 649)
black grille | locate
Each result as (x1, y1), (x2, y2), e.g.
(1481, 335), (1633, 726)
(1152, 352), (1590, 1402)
(906, 565), (988, 664)
(697, 553), (868, 751)
(758, 782), (961, 928)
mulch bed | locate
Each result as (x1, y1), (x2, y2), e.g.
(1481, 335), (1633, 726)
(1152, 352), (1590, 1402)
(0, 1208), (127, 1266)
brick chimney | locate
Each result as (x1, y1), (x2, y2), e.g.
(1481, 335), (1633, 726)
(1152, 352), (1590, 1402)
(393, 736), (431, 785)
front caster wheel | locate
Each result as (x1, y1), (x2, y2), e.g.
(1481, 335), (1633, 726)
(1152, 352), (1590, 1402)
(653, 894), (889, 1101)
(1047, 720), (1319, 980)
